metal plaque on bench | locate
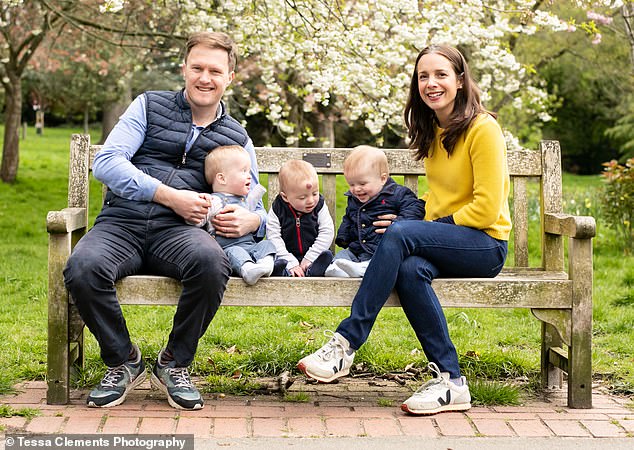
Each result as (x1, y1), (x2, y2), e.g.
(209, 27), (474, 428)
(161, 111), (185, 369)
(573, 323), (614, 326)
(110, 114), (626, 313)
(303, 152), (331, 168)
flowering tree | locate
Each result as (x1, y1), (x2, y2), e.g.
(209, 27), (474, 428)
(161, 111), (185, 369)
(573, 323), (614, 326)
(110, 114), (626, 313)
(0, 0), (182, 183)
(161, 0), (625, 147)
(0, 0), (625, 182)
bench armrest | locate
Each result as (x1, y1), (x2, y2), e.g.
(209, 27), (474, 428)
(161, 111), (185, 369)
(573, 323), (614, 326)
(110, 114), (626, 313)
(544, 213), (596, 239)
(47, 208), (88, 234)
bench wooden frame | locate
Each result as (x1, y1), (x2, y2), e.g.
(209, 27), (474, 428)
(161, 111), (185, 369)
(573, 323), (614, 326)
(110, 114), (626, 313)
(47, 134), (596, 408)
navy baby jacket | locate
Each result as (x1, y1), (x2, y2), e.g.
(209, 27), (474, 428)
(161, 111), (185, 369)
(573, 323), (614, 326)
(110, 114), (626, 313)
(336, 177), (426, 256)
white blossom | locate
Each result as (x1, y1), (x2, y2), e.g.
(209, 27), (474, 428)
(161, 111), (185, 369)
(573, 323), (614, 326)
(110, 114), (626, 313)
(97, 0), (622, 145)
(99, 0), (125, 13)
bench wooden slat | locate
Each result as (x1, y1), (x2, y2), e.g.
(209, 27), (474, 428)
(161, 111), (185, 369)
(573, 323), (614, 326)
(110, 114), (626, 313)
(512, 177), (529, 267)
(115, 272), (572, 309)
(254, 147), (543, 176)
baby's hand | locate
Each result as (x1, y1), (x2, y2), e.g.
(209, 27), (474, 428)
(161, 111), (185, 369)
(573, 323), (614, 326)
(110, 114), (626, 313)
(198, 192), (212, 204)
(289, 265), (306, 277)
(208, 195), (224, 218)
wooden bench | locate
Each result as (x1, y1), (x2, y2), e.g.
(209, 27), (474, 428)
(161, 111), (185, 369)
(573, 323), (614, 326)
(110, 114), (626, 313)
(47, 135), (596, 408)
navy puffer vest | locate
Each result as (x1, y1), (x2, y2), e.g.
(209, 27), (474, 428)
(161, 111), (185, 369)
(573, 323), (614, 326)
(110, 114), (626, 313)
(97, 90), (249, 224)
(271, 194), (325, 259)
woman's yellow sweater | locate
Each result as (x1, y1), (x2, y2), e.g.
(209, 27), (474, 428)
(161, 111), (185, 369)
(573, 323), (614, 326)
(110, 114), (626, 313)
(422, 114), (512, 241)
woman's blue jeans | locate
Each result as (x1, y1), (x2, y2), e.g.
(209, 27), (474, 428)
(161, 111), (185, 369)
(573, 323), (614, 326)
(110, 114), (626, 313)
(336, 220), (507, 379)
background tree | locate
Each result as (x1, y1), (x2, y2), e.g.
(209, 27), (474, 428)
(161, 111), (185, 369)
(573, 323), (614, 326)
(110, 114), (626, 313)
(2, 0), (627, 182)
(509, 5), (633, 173)
(0, 1), (66, 183)
(167, 0), (623, 152)
(605, 2), (634, 161)
(0, 0), (184, 183)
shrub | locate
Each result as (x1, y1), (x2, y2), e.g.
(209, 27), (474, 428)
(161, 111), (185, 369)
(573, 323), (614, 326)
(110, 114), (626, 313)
(601, 158), (634, 253)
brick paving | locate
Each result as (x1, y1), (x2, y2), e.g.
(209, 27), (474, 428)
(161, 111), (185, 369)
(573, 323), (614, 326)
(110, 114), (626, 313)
(0, 378), (632, 441)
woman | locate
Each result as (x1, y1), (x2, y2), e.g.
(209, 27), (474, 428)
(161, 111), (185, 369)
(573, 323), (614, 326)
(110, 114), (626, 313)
(297, 44), (511, 416)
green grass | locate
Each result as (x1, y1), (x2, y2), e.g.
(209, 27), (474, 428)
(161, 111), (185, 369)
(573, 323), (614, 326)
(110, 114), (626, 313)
(284, 392), (311, 403)
(0, 404), (40, 419)
(469, 380), (521, 407)
(0, 126), (632, 405)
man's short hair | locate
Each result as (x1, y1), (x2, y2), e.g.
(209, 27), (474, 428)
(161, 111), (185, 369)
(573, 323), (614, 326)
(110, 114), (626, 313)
(185, 31), (238, 72)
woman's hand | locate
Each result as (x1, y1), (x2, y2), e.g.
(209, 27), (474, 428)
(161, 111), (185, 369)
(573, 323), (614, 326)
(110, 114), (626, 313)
(373, 213), (397, 234)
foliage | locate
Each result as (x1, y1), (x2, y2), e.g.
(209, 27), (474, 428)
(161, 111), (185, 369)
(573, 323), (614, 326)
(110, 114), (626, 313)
(515, 4), (632, 173)
(2, 1), (629, 182)
(216, 1), (623, 147)
(605, 93), (634, 161)
(601, 158), (634, 253)
(86, 0), (624, 149)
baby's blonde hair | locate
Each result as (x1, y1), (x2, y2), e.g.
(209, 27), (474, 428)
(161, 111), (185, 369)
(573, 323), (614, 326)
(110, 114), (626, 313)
(343, 145), (389, 178)
(279, 159), (319, 193)
(204, 145), (248, 185)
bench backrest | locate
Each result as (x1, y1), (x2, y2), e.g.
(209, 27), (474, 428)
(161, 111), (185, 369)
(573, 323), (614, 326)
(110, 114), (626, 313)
(67, 135), (565, 271)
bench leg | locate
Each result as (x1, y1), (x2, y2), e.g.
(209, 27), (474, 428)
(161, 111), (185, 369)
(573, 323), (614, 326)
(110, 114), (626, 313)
(568, 237), (593, 409)
(47, 287), (71, 405)
(541, 322), (564, 389)
(47, 232), (72, 405)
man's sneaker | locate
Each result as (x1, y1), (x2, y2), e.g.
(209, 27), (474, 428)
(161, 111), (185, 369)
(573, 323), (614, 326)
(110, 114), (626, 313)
(87, 344), (146, 408)
(401, 362), (471, 415)
(150, 349), (204, 410)
(297, 331), (355, 382)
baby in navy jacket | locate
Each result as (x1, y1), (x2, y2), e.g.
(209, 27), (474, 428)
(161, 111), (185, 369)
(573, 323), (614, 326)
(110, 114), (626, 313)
(325, 146), (426, 277)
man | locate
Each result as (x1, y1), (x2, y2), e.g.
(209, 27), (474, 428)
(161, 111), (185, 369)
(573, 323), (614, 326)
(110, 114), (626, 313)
(64, 32), (266, 411)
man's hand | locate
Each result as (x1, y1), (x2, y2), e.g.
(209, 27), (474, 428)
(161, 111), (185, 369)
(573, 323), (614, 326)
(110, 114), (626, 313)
(153, 185), (211, 223)
(211, 203), (261, 238)
(373, 213), (397, 234)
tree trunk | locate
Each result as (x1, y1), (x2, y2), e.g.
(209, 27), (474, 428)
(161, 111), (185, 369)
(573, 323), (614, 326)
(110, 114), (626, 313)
(1, 76), (23, 183)
(623, 4), (634, 72)
(83, 106), (90, 134)
(314, 114), (335, 148)
(98, 80), (132, 144)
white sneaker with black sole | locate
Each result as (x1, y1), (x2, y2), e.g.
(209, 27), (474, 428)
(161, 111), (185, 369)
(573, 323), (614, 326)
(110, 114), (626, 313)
(401, 362), (471, 415)
(297, 331), (355, 383)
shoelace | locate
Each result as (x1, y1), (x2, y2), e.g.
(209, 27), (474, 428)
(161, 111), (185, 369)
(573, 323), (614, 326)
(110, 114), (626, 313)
(166, 367), (194, 389)
(317, 331), (343, 361)
(414, 362), (447, 394)
(99, 365), (128, 388)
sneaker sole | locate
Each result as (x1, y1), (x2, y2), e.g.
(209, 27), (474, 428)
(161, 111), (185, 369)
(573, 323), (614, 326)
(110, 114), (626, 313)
(400, 401), (471, 416)
(150, 373), (204, 411)
(296, 361), (349, 383)
(87, 370), (147, 408)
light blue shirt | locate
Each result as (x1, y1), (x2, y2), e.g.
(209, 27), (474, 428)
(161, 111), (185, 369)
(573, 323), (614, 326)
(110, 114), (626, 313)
(93, 94), (267, 237)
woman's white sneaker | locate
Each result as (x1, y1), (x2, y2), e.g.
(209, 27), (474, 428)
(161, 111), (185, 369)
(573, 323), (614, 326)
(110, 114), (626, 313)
(401, 362), (471, 415)
(297, 331), (355, 383)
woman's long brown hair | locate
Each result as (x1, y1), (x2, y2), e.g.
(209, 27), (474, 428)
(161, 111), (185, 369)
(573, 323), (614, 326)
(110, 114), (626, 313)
(404, 45), (496, 160)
